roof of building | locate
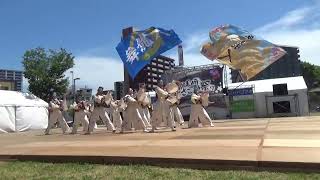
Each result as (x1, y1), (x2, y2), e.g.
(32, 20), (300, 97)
(228, 76), (307, 93)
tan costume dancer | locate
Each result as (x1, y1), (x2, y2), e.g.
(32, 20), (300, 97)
(136, 84), (152, 130)
(188, 90), (214, 128)
(166, 81), (184, 126)
(151, 82), (175, 132)
(121, 88), (149, 132)
(110, 99), (124, 132)
(45, 93), (70, 135)
(70, 100), (90, 134)
(86, 87), (115, 134)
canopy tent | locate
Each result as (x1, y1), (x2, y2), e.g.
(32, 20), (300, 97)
(228, 76), (309, 118)
(0, 90), (48, 133)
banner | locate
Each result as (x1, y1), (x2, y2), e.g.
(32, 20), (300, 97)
(116, 27), (182, 78)
(178, 67), (223, 98)
(231, 99), (255, 112)
(163, 65), (227, 117)
(201, 24), (286, 80)
(228, 87), (253, 96)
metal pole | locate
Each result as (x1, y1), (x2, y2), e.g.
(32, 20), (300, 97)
(70, 71), (74, 102)
(72, 77), (80, 124)
(73, 79), (76, 103)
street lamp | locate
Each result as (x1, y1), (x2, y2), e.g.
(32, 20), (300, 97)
(73, 78), (80, 103)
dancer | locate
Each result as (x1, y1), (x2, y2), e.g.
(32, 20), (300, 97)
(86, 87), (116, 134)
(188, 89), (214, 128)
(110, 99), (124, 133)
(166, 80), (184, 126)
(45, 93), (70, 135)
(136, 84), (152, 130)
(121, 88), (149, 133)
(150, 81), (175, 132)
(70, 98), (90, 134)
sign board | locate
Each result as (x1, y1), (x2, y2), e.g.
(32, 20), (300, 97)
(231, 99), (254, 112)
(228, 87), (253, 96)
(163, 65), (227, 117)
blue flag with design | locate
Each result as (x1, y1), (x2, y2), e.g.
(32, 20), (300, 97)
(116, 27), (182, 79)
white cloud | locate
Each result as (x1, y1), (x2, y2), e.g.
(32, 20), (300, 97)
(183, 32), (208, 52)
(165, 31), (218, 67)
(71, 56), (123, 90)
(255, 7), (313, 32)
(175, 3), (320, 66)
(22, 56), (123, 92)
(254, 3), (320, 65)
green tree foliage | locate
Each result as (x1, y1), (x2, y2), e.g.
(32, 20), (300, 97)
(22, 48), (74, 102)
(301, 61), (320, 89)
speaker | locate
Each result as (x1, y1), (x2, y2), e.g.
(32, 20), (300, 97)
(273, 84), (288, 96)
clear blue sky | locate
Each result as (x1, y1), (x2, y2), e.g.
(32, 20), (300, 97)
(0, 0), (312, 69)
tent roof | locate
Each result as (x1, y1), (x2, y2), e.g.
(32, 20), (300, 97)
(0, 90), (48, 107)
(229, 76), (307, 93)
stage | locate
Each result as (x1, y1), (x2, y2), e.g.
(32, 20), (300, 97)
(1, 116), (320, 170)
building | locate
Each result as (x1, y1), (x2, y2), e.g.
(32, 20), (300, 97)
(0, 69), (23, 91)
(114, 81), (124, 100)
(75, 88), (93, 101)
(231, 46), (301, 82)
(228, 76), (309, 118)
(123, 55), (175, 93)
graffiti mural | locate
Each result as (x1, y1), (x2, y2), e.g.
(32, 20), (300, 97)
(163, 65), (227, 118)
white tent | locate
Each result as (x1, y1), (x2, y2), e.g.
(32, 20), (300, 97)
(0, 90), (48, 133)
(228, 76), (309, 118)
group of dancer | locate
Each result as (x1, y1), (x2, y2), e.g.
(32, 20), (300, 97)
(44, 80), (214, 135)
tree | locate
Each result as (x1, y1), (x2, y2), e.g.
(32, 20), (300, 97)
(301, 61), (320, 89)
(22, 48), (74, 102)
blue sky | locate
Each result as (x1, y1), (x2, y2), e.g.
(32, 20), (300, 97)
(0, 0), (319, 90)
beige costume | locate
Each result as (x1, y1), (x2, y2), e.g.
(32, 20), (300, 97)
(188, 92), (214, 128)
(70, 101), (90, 134)
(166, 82), (184, 126)
(151, 86), (175, 132)
(121, 92), (148, 132)
(136, 88), (152, 130)
(110, 99), (124, 132)
(87, 92), (115, 134)
(45, 98), (70, 135)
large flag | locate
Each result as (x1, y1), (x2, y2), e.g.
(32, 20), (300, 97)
(116, 27), (182, 79)
(201, 24), (286, 80)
